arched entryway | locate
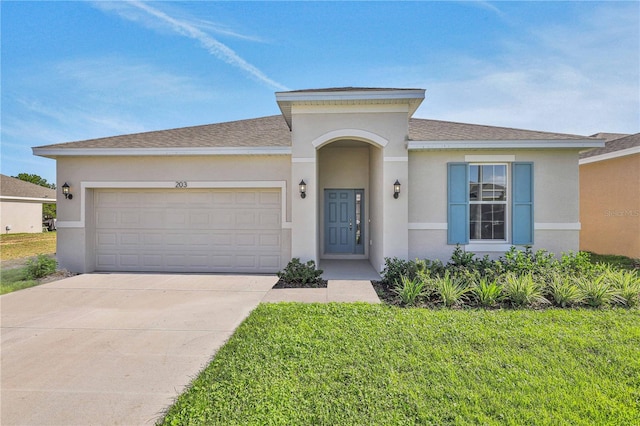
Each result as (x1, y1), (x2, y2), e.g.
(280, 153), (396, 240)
(317, 139), (384, 261)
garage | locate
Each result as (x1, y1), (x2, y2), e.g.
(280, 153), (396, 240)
(93, 188), (283, 273)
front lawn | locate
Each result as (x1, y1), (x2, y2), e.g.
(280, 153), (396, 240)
(160, 304), (640, 425)
(0, 232), (56, 261)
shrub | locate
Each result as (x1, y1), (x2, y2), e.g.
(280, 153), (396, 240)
(25, 254), (57, 279)
(473, 277), (503, 308)
(577, 274), (616, 308)
(381, 257), (413, 286)
(502, 272), (548, 307)
(547, 274), (583, 307)
(277, 258), (323, 286)
(392, 275), (428, 306)
(607, 269), (640, 307)
(434, 270), (472, 307)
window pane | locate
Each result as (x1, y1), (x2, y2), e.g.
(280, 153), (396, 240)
(470, 205), (481, 240)
(469, 165), (479, 200)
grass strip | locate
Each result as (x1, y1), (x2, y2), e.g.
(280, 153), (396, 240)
(161, 304), (640, 425)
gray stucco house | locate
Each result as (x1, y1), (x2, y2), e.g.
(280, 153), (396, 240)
(33, 87), (603, 274)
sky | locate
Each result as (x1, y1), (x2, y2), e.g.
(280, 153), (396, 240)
(2, 1), (639, 185)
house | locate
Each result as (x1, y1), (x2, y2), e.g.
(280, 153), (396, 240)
(579, 132), (640, 258)
(32, 87), (604, 274)
(0, 174), (57, 234)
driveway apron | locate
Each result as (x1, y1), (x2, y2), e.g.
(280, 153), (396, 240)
(1, 273), (277, 425)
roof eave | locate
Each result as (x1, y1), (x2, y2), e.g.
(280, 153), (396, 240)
(32, 146), (292, 158)
(407, 139), (605, 150)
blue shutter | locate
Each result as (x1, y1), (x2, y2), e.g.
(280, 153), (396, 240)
(512, 162), (534, 245)
(447, 163), (469, 244)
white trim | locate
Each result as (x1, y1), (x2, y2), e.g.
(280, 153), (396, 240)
(311, 129), (389, 148)
(384, 157), (408, 162)
(0, 196), (57, 203)
(33, 146), (292, 158)
(276, 89), (425, 102)
(408, 222), (448, 230)
(291, 104), (409, 114)
(408, 140), (604, 150)
(579, 146), (640, 164)
(292, 157), (316, 163)
(64, 181), (289, 229)
(465, 243), (513, 252)
(534, 222), (581, 231)
(465, 155), (516, 162)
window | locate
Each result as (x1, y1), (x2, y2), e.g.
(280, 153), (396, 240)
(469, 164), (507, 241)
(448, 162), (533, 246)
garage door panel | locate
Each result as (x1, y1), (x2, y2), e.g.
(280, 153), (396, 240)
(95, 188), (283, 273)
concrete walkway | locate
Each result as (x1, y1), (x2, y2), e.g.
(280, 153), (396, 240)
(263, 280), (380, 303)
(1, 273), (379, 425)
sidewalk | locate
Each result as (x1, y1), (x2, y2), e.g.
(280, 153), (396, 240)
(262, 280), (380, 303)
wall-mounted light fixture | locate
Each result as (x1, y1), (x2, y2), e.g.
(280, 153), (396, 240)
(393, 180), (401, 199)
(62, 182), (73, 200)
(299, 180), (307, 199)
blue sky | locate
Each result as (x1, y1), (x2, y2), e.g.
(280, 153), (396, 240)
(2, 1), (639, 185)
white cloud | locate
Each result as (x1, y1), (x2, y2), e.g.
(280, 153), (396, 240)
(93, 1), (289, 91)
(407, 3), (640, 135)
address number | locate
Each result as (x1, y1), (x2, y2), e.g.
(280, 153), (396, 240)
(175, 181), (188, 188)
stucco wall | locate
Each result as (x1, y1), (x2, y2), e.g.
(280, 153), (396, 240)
(580, 154), (640, 258)
(408, 149), (582, 261)
(0, 201), (43, 234)
(56, 155), (292, 272)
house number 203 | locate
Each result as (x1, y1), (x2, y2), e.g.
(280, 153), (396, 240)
(175, 181), (188, 188)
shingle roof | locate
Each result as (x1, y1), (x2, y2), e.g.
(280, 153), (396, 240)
(34, 115), (597, 152)
(1, 174), (57, 200)
(409, 118), (591, 141)
(580, 132), (640, 159)
(589, 132), (631, 142)
(34, 115), (291, 150)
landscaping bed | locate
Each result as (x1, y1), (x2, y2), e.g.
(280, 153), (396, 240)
(374, 246), (640, 309)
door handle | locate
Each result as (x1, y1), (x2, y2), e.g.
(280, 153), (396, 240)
(349, 218), (352, 230)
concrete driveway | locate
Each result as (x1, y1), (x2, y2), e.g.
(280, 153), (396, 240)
(1, 273), (277, 425)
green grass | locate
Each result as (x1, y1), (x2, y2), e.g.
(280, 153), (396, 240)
(160, 304), (640, 425)
(0, 268), (38, 295)
(588, 252), (639, 270)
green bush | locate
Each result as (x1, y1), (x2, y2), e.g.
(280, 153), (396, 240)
(277, 258), (323, 286)
(502, 272), (548, 307)
(434, 270), (472, 307)
(606, 269), (640, 307)
(577, 274), (616, 308)
(473, 277), (503, 308)
(547, 274), (583, 307)
(25, 254), (57, 279)
(392, 275), (428, 306)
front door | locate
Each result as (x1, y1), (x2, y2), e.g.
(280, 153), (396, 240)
(324, 189), (364, 254)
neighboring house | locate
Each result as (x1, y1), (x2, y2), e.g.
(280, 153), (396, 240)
(33, 87), (604, 274)
(0, 174), (57, 234)
(579, 132), (640, 258)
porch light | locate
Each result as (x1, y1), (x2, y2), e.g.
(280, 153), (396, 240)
(62, 182), (73, 200)
(299, 180), (307, 199)
(393, 180), (401, 199)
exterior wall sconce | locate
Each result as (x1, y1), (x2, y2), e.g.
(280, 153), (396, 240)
(393, 180), (401, 199)
(62, 182), (73, 200)
(299, 180), (307, 199)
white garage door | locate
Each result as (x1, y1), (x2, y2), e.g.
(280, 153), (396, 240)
(94, 188), (283, 273)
